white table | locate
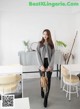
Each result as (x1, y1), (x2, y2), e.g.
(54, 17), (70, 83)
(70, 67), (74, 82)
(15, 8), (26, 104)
(18, 51), (38, 65)
(18, 50), (63, 79)
(14, 97), (30, 109)
(0, 97), (30, 109)
(0, 64), (23, 74)
(62, 64), (80, 75)
(61, 64), (80, 88)
(22, 65), (39, 73)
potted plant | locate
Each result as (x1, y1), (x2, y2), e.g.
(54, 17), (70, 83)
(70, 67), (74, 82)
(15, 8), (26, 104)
(56, 40), (67, 51)
(23, 40), (30, 52)
(56, 40), (75, 64)
(56, 40), (67, 63)
(63, 52), (75, 64)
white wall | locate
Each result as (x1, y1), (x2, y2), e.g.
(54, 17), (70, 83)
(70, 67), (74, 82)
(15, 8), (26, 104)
(0, 10), (76, 65)
(0, 0), (80, 79)
(0, 0), (78, 65)
(73, 13), (80, 63)
(0, 11), (3, 65)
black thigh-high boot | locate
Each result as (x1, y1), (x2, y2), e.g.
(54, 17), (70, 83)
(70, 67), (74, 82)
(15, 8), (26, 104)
(44, 71), (52, 107)
(41, 87), (44, 98)
(39, 69), (45, 98)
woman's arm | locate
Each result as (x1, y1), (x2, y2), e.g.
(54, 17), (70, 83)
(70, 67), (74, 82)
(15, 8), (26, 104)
(36, 43), (43, 67)
(48, 48), (55, 69)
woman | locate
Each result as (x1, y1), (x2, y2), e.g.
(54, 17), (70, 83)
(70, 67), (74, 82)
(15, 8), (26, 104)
(36, 29), (55, 107)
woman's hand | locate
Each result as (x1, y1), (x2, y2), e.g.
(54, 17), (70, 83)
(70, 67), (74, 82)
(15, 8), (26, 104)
(46, 66), (52, 72)
(40, 65), (45, 72)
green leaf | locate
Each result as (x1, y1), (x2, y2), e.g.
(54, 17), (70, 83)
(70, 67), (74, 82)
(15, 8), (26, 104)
(56, 40), (67, 47)
(23, 40), (29, 46)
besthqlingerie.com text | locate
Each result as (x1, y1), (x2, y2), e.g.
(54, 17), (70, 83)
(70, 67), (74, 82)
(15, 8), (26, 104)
(28, 1), (80, 7)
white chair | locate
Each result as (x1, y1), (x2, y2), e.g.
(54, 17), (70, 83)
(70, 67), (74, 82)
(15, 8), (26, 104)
(0, 74), (21, 94)
(61, 65), (80, 101)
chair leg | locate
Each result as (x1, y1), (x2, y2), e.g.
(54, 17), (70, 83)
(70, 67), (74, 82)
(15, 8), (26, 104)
(63, 83), (65, 91)
(76, 86), (79, 98)
(69, 85), (71, 101)
(60, 76), (63, 89)
(66, 85), (69, 98)
(72, 86), (75, 91)
(3, 88), (4, 95)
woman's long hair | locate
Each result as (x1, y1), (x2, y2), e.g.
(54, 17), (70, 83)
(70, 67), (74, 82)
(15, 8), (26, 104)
(39, 29), (54, 49)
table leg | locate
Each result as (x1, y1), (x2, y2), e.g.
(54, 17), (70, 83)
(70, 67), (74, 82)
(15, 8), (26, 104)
(59, 64), (61, 80)
(57, 64), (58, 77)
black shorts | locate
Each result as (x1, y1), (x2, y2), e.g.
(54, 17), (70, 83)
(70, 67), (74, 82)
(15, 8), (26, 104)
(44, 58), (48, 69)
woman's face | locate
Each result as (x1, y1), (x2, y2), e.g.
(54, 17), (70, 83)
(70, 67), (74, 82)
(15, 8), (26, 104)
(43, 31), (48, 41)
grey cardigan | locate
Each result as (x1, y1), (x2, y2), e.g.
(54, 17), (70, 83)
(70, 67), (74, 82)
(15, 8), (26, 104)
(36, 42), (55, 70)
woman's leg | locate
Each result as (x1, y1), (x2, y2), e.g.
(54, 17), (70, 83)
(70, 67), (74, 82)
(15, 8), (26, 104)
(39, 58), (48, 98)
(44, 71), (52, 107)
(46, 71), (52, 97)
(39, 69), (45, 98)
